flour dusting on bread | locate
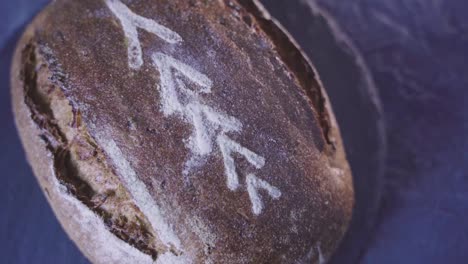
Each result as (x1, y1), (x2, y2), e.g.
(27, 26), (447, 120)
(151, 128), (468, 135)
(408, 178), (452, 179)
(108, 0), (282, 216)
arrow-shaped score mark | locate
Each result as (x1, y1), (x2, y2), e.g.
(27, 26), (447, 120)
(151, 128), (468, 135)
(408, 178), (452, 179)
(107, 0), (283, 216)
(246, 174), (282, 215)
(152, 52), (213, 116)
(106, 0), (183, 69)
(217, 134), (265, 191)
(217, 135), (281, 214)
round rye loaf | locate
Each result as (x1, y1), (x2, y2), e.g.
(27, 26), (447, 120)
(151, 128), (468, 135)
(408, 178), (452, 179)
(11, 0), (354, 263)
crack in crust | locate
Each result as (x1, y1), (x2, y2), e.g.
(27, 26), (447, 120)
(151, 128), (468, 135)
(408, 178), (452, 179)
(20, 41), (161, 260)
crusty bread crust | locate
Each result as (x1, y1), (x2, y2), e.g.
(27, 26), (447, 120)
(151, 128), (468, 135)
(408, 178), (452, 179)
(11, 0), (354, 263)
(11, 16), (160, 263)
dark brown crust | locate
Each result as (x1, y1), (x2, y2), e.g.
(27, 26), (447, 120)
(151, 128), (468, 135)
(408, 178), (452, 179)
(20, 42), (162, 259)
(11, 19), (160, 264)
(237, 0), (336, 152)
(11, 0), (354, 263)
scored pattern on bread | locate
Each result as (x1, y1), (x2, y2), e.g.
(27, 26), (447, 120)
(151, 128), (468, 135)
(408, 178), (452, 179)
(105, 0), (282, 216)
(105, 0), (183, 69)
(11, 0), (356, 262)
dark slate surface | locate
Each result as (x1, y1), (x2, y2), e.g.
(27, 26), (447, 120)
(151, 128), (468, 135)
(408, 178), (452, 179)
(309, 0), (468, 263)
(1, 0), (467, 263)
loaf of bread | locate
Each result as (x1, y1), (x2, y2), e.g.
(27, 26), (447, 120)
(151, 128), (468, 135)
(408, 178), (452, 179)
(11, 0), (354, 263)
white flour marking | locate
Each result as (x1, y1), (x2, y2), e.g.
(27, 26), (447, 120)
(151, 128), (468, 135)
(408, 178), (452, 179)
(152, 52), (241, 163)
(317, 244), (326, 264)
(156, 252), (189, 264)
(299, 243), (326, 264)
(246, 174), (281, 215)
(98, 137), (182, 251)
(106, 0), (281, 216)
(217, 134), (265, 190)
(185, 102), (242, 156)
(152, 52), (212, 116)
(300, 247), (315, 264)
(49, 165), (155, 264)
(105, 0), (183, 69)
(330, 167), (344, 177)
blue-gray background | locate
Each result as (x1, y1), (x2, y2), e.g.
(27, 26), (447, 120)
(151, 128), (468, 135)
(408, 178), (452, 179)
(1, 0), (467, 263)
